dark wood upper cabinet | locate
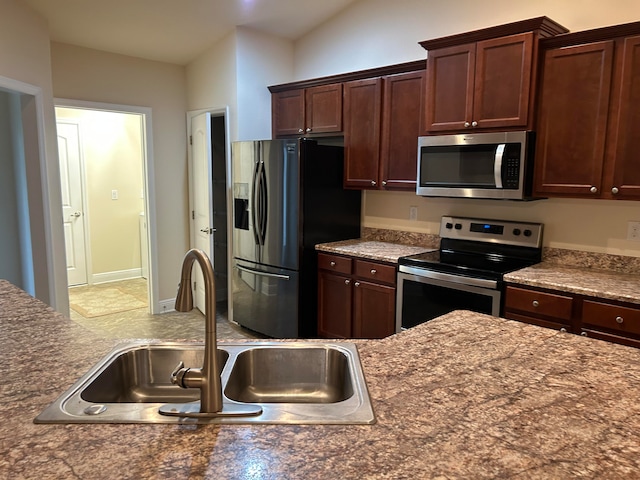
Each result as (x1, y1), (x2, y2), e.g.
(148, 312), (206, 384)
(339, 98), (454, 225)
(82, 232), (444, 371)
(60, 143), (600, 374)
(420, 17), (568, 134)
(534, 41), (614, 197)
(379, 70), (425, 190)
(271, 83), (342, 137)
(424, 34), (534, 133)
(608, 35), (640, 199)
(534, 22), (640, 200)
(343, 78), (383, 189)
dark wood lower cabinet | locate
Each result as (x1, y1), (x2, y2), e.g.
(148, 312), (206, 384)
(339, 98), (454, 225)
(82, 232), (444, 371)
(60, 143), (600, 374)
(504, 284), (640, 349)
(317, 253), (396, 339)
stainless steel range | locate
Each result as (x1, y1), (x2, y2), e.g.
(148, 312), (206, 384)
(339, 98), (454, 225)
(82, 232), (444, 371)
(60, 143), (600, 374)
(396, 216), (543, 332)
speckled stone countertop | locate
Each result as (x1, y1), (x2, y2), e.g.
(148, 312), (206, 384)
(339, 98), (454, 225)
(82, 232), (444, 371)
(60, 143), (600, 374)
(505, 263), (640, 305)
(316, 239), (435, 263)
(3, 279), (640, 479)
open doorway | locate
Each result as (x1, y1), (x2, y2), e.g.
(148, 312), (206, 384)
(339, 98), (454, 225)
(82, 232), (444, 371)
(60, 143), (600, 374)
(55, 99), (159, 319)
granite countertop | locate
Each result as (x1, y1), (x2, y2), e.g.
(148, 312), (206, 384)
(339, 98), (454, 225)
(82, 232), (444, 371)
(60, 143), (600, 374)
(316, 239), (435, 263)
(3, 279), (640, 478)
(505, 262), (640, 305)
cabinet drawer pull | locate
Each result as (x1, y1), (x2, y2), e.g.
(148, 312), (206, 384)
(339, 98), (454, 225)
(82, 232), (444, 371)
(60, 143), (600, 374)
(298, 128), (304, 133)
(615, 316), (624, 324)
(590, 186), (598, 193)
(464, 121), (470, 128)
(371, 180), (377, 186)
(344, 279), (350, 285)
(330, 261), (336, 267)
(306, 127), (312, 133)
(370, 269), (377, 275)
(471, 121), (478, 127)
(354, 282), (360, 287)
(532, 300), (539, 307)
(581, 331), (588, 336)
(611, 187), (619, 194)
(560, 327), (567, 333)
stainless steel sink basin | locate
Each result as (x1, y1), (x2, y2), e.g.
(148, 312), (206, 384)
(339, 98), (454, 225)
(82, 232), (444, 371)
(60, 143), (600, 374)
(34, 341), (375, 424)
(224, 347), (354, 403)
(81, 345), (228, 403)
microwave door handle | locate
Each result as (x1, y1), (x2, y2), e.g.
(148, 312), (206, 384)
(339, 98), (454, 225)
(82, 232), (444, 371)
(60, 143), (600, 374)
(494, 144), (505, 189)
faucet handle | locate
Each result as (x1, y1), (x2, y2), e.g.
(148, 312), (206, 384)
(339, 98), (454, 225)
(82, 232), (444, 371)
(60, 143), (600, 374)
(170, 361), (185, 385)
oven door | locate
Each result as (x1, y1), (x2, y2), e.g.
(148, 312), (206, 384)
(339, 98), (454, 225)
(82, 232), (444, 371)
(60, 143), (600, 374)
(396, 266), (501, 332)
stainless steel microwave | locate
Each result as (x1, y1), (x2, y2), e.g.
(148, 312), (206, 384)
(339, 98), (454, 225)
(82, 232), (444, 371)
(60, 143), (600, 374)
(416, 131), (536, 200)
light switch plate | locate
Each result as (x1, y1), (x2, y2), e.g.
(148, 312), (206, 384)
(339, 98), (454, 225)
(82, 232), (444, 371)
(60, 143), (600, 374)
(409, 206), (418, 221)
(111, 189), (118, 200)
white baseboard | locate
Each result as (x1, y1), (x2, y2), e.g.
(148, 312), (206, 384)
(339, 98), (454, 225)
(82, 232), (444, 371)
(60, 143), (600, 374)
(158, 298), (176, 313)
(92, 268), (142, 285)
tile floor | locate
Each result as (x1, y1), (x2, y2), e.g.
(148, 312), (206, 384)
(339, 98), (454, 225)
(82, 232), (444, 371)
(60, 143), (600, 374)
(68, 278), (263, 340)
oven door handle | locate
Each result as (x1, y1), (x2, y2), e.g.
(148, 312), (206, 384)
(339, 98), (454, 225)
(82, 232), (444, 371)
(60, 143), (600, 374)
(398, 265), (498, 289)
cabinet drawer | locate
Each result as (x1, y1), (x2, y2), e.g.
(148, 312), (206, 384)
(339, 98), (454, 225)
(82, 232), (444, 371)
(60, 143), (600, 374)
(354, 260), (396, 285)
(318, 253), (352, 275)
(505, 286), (573, 321)
(582, 300), (640, 336)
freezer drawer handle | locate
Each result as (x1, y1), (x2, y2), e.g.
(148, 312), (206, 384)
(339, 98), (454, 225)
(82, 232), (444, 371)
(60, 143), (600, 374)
(235, 264), (290, 280)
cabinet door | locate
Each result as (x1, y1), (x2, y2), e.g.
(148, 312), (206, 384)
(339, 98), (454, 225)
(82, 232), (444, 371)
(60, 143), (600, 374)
(353, 280), (396, 339)
(317, 271), (352, 338)
(424, 43), (475, 132)
(305, 83), (343, 134)
(534, 41), (614, 197)
(272, 89), (304, 137)
(343, 78), (382, 189)
(609, 35), (640, 199)
(379, 71), (424, 190)
(473, 33), (533, 129)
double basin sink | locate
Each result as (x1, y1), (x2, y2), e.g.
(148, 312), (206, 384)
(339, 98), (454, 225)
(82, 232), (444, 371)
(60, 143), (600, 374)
(35, 341), (375, 424)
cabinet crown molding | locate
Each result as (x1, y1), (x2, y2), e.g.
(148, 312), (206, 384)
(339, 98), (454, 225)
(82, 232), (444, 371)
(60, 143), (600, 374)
(419, 16), (568, 51)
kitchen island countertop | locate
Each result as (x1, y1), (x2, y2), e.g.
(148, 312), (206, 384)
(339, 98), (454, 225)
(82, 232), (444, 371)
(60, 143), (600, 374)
(3, 279), (640, 479)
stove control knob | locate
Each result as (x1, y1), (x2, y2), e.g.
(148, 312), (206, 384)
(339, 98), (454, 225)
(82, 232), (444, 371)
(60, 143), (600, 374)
(454, 223), (462, 230)
(523, 229), (532, 237)
(513, 228), (521, 236)
(445, 222), (453, 229)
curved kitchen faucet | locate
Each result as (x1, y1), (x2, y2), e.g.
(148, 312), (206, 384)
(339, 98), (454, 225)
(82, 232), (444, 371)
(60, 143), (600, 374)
(159, 248), (261, 418)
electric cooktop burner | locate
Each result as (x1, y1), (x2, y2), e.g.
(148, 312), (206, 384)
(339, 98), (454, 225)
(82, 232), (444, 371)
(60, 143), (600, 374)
(398, 216), (544, 281)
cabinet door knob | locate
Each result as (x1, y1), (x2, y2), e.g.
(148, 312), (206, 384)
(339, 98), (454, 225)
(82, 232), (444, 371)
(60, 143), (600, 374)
(306, 127), (312, 133)
(581, 331), (588, 336)
(344, 279), (350, 285)
(464, 121), (471, 128)
(330, 261), (336, 267)
(354, 281), (360, 287)
(370, 269), (377, 275)
(382, 180), (387, 186)
(298, 128), (304, 133)
(590, 186), (598, 193)
(471, 121), (478, 127)
(611, 187), (619, 194)
(615, 316), (624, 324)
(371, 180), (377, 186)
(532, 300), (539, 307)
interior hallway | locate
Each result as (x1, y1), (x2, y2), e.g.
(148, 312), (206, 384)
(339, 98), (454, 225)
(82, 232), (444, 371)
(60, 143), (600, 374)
(68, 278), (262, 340)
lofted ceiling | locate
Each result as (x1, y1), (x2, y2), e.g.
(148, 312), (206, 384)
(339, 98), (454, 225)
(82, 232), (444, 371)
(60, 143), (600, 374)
(22, 0), (359, 65)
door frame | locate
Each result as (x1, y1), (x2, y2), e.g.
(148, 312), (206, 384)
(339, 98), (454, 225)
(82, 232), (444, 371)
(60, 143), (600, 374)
(186, 106), (232, 308)
(0, 74), (62, 310)
(55, 98), (160, 314)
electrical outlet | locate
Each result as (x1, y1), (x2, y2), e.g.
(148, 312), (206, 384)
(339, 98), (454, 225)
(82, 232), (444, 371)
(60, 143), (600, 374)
(628, 221), (640, 241)
(409, 206), (418, 221)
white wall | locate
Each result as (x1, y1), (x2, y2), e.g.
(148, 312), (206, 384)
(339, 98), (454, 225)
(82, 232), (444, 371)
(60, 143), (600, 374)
(235, 27), (294, 140)
(50, 43), (189, 301)
(293, 0), (640, 257)
(186, 27), (293, 141)
(0, 0), (68, 312)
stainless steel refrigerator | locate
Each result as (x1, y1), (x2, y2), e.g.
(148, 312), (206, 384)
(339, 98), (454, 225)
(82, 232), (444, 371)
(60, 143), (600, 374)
(231, 139), (361, 338)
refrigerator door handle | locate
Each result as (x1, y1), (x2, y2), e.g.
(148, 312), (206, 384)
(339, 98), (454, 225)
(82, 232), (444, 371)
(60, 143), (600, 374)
(235, 264), (290, 280)
(257, 160), (267, 244)
(251, 160), (263, 246)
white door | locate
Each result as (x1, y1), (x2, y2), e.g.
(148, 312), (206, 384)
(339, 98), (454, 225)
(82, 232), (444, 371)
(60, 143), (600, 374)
(190, 113), (214, 313)
(57, 121), (88, 286)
